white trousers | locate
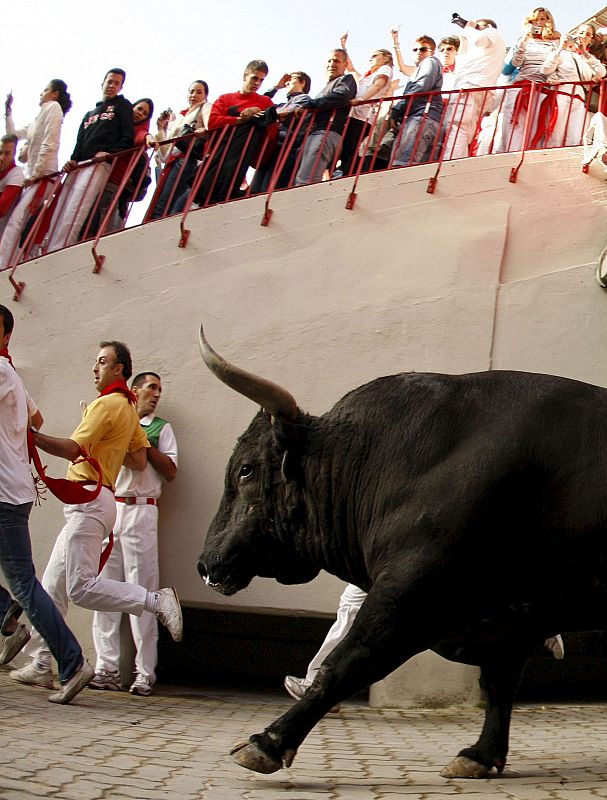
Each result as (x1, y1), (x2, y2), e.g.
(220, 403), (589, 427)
(0, 181), (52, 271)
(444, 89), (489, 160)
(46, 162), (110, 251)
(305, 583), (367, 684)
(92, 503), (160, 682)
(549, 89), (587, 148)
(26, 487), (147, 670)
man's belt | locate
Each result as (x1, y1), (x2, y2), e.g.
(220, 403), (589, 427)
(116, 496), (158, 506)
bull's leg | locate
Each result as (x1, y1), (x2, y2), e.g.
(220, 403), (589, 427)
(441, 652), (527, 779)
(230, 578), (443, 774)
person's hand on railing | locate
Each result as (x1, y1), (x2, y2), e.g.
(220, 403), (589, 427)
(239, 106), (262, 122)
(62, 159), (78, 173)
(145, 134), (158, 149)
(93, 151), (111, 162)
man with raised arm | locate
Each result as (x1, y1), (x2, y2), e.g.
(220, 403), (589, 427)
(443, 19), (506, 159)
(293, 49), (357, 186)
(9, 341), (182, 693)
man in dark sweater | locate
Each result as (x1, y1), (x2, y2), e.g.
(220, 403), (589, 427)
(47, 68), (134, 250)
(293, 50), (357, 186)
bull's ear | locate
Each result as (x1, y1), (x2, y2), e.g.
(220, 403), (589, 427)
(271, 416), (304, 482)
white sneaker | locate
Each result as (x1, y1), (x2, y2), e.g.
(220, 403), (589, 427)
(544, 634), (565, 660)
(9, 662), (54, 689)
(283, 674), (341, 712)
(88, 669), (121, 691)
(0, 624), (30, 665)
(283, 675), (310, 700)
(49, 660), (94, 704)
(129, 674), (153, 696)
(155, 587), (183, 642)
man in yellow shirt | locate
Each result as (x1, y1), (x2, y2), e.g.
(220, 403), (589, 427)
(9, 341), (182, 698)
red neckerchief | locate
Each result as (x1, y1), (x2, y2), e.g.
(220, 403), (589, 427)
(0, 347), (13, 366)
(1, 348), (105, 507)
(0, 160), (17, 181)
(99, 378), (137, 404)
(443, 64), (456, 73)
(364, 65), (380, 78)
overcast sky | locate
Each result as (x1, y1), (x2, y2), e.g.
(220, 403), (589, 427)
(3, 0), (604, 168)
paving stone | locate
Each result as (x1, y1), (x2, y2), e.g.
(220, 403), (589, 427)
(5, 673), (607, 799)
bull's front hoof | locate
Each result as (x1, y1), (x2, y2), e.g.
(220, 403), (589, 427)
(230, 739), (283, 774)
(440, 756), (490, 779)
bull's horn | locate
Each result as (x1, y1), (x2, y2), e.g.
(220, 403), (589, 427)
(199, 324), (299, 420)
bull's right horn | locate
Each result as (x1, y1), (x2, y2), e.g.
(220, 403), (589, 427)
(199, 324), (299, 420)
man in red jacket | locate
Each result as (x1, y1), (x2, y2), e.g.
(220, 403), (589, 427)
(194, 60), (278, 205)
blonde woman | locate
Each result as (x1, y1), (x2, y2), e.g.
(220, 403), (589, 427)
(497, 7), (561, 151)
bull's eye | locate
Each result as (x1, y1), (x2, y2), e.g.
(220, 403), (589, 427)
(239, 463), (254, 481)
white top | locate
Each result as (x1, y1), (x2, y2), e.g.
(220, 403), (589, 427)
(541, 48), (606, 84)
(114, 414), (178, 499)
(511, 36), (558, 82)
(0, 356), (37, 504)
(157, 103), (212, 163)
(6, 101), (64, 180)
(350, 65), (394, 122)
(453, 25), (507, 89)
(0, 164), (24, 191)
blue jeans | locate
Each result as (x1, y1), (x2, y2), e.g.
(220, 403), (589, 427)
(295, 130), (343, 186)
(0, 501), (82, 681)
(151, 158), (197, 219)
(392, 116), (440, 167)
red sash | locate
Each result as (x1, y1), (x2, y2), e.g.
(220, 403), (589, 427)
(511, 80), (558, 149)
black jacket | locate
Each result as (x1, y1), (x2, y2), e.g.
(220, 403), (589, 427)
(71, 95), (134, 162)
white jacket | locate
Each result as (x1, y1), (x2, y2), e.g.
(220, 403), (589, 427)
(5, 100), (63, 180)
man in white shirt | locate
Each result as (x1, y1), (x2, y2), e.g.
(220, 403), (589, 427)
(444, 19), (506, 159)
(90, 372), (178, 696)
(0, 303), (92, 704)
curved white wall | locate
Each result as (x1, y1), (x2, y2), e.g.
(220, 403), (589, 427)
(4, 146), (607, 686)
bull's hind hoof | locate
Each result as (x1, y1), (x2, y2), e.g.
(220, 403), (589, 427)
(230, 739), (283, 774)
(440, 756), (490, 779)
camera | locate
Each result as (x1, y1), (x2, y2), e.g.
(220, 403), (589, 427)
(160, 107), (173, 120)
(452, 12), (468, 28)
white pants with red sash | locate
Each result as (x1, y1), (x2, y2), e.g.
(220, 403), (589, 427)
(25, 486), (147, 671)
(92, 502), (160, 682)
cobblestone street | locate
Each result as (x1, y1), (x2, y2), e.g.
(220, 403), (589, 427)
(3, 668), (607, 799)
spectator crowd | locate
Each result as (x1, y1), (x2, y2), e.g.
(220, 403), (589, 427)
(1, 6), (606, 271)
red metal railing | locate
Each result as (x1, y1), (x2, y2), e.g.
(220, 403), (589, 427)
(5, 78), (605, 298)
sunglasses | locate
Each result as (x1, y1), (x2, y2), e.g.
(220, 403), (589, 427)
(440, 46), (456, 51)
(412, 46), (431, 52)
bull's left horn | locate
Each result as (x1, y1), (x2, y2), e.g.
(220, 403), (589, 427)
(199, 324), (299, 420)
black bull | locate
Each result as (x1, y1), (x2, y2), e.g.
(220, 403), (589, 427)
(197, 325), (607, 779)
